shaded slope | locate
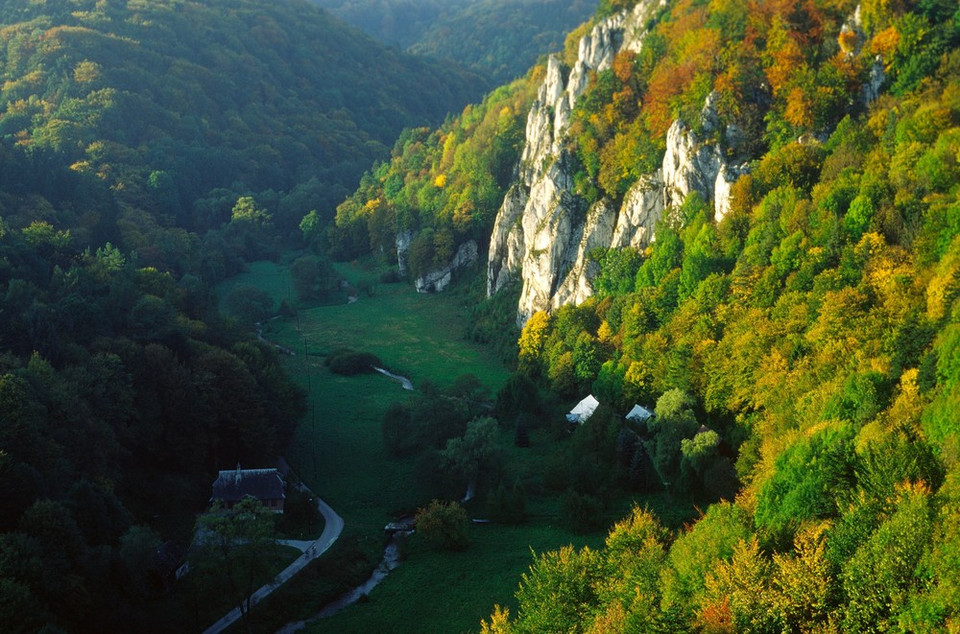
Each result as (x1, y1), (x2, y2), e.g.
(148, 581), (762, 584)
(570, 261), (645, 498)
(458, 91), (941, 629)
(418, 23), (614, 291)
(0, 0), (488, 226)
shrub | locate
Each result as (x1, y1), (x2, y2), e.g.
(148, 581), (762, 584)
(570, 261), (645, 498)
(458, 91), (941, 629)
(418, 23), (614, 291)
(486, 481), (527, 524)
(415, 500), (470, 551)
(326, 348), (381, 375)
(560, 489), (605, 534)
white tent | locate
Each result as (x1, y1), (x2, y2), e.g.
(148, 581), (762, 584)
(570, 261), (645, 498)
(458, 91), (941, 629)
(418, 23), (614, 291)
(625, 404), (654, 424)
(566, 394), (600, 424)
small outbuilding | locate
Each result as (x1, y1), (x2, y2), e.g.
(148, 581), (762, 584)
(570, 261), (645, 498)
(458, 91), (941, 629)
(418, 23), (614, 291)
(625, 404), (654, 425)
(210, 465), (286, 513)
(566, 394), (600, 424)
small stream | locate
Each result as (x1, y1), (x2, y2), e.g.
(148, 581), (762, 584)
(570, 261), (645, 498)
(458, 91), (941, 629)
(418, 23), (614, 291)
(373, 367), (414, 390)
(314, 531), (410, 618)
(276, 529), (413, 633)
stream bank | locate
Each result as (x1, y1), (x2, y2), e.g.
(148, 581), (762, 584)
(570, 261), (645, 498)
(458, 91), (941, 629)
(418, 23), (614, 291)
(373, 366), (414, 390)
(276, 526), (413, 633)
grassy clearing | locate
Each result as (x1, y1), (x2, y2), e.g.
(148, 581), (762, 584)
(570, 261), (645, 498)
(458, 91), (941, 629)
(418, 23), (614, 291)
(215, 259), (299, 310)
(309, 523), (604, 634)
(220, 259), (697, 632)
(260, 261), (512, 534)
(267, 275), (508, 388)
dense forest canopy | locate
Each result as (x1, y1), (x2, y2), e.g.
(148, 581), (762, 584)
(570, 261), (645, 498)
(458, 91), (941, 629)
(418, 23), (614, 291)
(329, 76), (536, 267)
(0, 0), (493, 630)
(334, 0), (959, 631)
(314, 0), (599, 83)
(0, 0), (486, 239)
(0, 137), (309, 631)
(408, 0), (599, 83)
(311, 0), (475, 47)
(481, 0), (959, 630)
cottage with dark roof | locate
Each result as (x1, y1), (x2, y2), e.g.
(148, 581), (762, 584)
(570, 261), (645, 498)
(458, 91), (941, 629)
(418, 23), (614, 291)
(210, 465), (286, 513)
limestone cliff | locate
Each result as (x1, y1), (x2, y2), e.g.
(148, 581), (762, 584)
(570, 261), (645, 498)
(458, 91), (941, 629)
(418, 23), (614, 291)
(486, 0), (750, 327)
(396, 231), (479, 293)
(415, 240), (479, 293)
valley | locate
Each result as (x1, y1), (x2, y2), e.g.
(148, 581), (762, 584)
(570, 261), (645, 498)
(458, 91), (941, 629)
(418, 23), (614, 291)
(223, 259), (632, 632)
(0, 0), (956, 631)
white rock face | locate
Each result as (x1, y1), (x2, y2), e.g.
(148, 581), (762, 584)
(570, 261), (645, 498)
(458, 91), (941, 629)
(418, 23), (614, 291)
(415, 240), (478, 293)
(661, 93), (750, 222)
(519, 57), (565, 182)
(864, 56), (885, 105)
(488, 1), (667, 327)
(611, 174), (664, 249)
(487, 184), (528, 295)
(487, 1), (751, 326)
(840, 6), (884, 106)
(513, 156), (578, 324)
(566, 13), (625, 106)
(714, 164), (746, 220)
(662, 119), (723, 210)
(551, 199), (618, 312)
(396, 230), (414, 278)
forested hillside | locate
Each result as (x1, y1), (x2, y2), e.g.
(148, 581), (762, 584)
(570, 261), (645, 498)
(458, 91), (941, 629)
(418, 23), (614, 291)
(315, 0), (598, 83)
(336, 0), (959, 630)
(311, 0), (473, 47)
(329, 75), (535, 275)
(0, 0), (957, 628)
(0, 0), (484, 244)
(410, 0), (598, 83)
(484, 0), (960, 629)
(0, 0), (490, 630)
(0, 132), (309, 631)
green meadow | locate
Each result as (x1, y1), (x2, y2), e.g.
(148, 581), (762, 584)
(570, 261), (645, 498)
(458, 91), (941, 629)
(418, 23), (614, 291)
(222, 260), (687, 633)
(216, 259), (301, 309)
(313, 523), (604, 634)
(258, 260), (513, 531)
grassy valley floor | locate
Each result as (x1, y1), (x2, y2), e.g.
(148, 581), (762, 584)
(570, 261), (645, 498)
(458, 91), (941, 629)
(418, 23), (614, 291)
(222, 259), (693, 632)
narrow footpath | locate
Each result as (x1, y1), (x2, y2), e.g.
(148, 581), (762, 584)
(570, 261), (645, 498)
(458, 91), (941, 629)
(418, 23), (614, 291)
(202, 485), (344, 634)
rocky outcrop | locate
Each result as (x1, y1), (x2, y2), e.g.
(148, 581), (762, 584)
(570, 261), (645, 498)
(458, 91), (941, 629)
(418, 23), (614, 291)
(512, 156), (581, 320)
(415, 240), (478, 293)
(662, 92), (751, 221)
(396, 230), (414, 278)
(863, 57), (885, 105)
(552, 198), (618, 309)
(487, 184), (528, 295)
(611, 175), (664, 249)
(840, 5), (885, 105)
(487, 1), (669, 326)
(487, 0), (751, 326)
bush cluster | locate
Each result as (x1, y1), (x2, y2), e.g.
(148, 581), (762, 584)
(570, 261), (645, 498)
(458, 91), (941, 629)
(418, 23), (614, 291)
(326, 348), (382, 375)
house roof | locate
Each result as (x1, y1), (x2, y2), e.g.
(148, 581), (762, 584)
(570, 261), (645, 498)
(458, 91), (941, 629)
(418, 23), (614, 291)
(625, 404), (654, 423)
(211, 467), (285, 503)
(566, 394), (600, 423)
